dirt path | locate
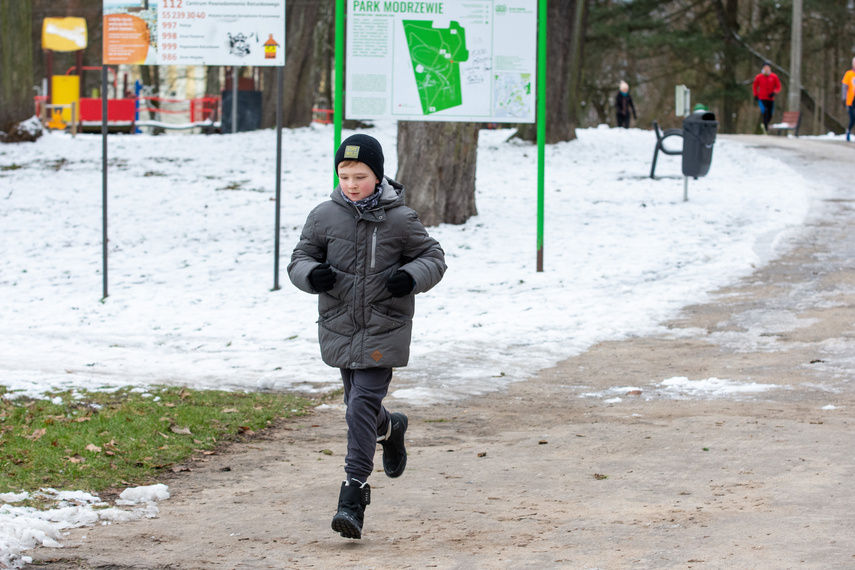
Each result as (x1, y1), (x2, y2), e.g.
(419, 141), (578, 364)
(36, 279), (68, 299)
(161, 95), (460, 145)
(31, 137), (855, 569)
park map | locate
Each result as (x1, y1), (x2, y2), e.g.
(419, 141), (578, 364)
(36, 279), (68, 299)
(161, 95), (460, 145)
(402, 20), (469, 115)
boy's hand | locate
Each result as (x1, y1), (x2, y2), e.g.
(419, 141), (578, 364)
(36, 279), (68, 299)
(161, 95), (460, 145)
(309, 262), (337, 292)
(386, 270), (415, 297)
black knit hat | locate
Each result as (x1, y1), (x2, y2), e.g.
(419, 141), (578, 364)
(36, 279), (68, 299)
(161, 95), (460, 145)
(335, 134), (384, 182)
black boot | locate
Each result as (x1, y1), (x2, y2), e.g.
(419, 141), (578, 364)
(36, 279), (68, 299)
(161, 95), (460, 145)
(379, 412), (408, 478)
(331, 479), (370, 539)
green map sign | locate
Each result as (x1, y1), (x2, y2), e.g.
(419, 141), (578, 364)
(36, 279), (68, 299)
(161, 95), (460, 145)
(345, 0), (537, 122)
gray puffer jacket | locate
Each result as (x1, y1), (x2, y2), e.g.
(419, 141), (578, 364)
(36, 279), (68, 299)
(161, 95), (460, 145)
(288, 177), (446, 369)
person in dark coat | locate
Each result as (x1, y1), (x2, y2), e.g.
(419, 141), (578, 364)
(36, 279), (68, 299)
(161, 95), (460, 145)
(288, 134), (446, 540)
(615, 81), (637, 128)
(753, 62), (782, 133)
(842, 56), (855, 141)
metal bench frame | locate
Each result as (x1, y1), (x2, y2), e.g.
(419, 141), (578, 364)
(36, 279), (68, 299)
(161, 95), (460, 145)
(650, 120), (684, 179)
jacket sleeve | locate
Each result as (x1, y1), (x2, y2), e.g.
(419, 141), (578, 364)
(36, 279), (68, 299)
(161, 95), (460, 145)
(400, 210), (446, 295)
(287, 209), (326, 294)
(752, 76), (759, 98)
(773, 75), (782, 94)
(629, 95), (637, 118)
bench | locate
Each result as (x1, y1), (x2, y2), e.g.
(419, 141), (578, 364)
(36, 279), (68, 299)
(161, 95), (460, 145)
(650, 120), (684, 179)
(769, 111), (801, 136)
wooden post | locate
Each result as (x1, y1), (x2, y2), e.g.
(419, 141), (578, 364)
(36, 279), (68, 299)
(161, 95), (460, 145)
(71, 101), (77, 137)
(45, 50), (54, 102)
(76, 50), (84, 98)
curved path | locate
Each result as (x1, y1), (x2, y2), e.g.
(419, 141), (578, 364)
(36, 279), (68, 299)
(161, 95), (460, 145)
(32, 136), (855, 569)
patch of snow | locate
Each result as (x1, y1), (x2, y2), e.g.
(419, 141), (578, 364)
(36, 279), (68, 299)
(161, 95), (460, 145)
(0, 485), (169, 569)
(658, 376), (778, 397)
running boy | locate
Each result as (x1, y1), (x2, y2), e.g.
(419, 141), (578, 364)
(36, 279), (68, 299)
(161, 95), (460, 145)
(287, 134), (446, 540)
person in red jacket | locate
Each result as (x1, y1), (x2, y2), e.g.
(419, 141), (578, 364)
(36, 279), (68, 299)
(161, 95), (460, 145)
(753, 62), (782, 133)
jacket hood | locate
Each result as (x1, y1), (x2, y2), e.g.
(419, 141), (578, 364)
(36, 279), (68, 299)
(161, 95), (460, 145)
(330, 176), (405, 211)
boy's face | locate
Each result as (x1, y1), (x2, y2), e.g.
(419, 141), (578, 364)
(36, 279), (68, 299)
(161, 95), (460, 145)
(338, 161), (379, 201)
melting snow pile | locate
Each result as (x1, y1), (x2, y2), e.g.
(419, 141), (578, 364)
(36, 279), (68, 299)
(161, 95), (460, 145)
(659, 376), (779, 397)
(0, 484), (169, 569)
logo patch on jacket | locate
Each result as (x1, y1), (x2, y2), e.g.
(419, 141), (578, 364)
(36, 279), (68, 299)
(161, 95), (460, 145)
(344, 145), (360, 159)
(371, 350), (383, 362)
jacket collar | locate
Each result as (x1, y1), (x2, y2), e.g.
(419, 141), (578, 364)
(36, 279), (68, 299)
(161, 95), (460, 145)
(330, 176), (405, 214)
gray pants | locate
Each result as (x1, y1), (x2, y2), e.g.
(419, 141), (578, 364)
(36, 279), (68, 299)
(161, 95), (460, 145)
(340, 367), (392, 482)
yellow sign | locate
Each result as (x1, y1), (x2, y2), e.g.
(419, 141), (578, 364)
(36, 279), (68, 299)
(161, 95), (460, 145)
(42, 17), (88, 52)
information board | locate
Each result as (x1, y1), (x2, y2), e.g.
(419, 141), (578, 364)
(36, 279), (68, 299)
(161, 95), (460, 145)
(103, 0), (285, 66)
(345, 0), (536, 123)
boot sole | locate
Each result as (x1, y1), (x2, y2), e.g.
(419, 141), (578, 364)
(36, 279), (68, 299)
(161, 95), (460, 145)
(331, 512), (362, 539)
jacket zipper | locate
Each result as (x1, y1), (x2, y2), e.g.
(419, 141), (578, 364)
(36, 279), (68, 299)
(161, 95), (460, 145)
(370, 227), (378, 269)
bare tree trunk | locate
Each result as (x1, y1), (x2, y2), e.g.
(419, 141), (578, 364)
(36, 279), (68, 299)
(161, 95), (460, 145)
(315, 0), (335, 114)
(140, 65), (165, 134)
(1, 0), (34, 132)
(515, 0), (588, 143)
(750, 0), (761, 31)
(205, 67), (221, 96)
(715, 0), (741, 133)
(261, 0), (333, 128)
(566, 0), (589, 131)
(396, 122), (479, 227)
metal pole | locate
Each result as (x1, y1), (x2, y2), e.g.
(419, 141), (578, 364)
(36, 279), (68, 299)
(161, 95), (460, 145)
(101, 66), (109, 300)
(536, 0), (547, 272)
(683, 176), (689, 202)
(334, 0), (344, 185)
(788, 0), (803, 113)
(231, 66), (239, 133)
(273, 66), (284, 291)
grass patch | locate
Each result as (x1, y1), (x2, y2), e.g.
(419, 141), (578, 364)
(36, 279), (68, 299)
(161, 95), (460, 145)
(0, 385), (314, 494)
(217, 179), (250, 191)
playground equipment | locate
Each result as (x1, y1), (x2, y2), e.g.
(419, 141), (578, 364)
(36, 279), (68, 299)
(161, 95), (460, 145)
(38, 16), (221, 134)
(40, 17), (87, 132)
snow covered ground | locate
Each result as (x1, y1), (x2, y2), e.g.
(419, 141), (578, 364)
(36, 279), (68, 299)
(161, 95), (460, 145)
(0, 122), (842, 567)
(0, 122), (818, 404)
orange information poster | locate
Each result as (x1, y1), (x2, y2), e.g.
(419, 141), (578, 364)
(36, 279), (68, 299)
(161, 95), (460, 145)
(102, 1), (285, 66)
(103, 12), (151, 64)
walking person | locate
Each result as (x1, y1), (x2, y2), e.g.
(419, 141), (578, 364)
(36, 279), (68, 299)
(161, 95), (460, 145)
(615, 81), (637, 128)
(842, 56), (855, 142)
(288, 134), (446, 540)
(753, 62), (782, 134)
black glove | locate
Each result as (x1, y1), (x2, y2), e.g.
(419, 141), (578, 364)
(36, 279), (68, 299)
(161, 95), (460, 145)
(754, 95), (758, 102)
(386, 270), (414, 297)
(768, 93), (775, 100)
(309, 262), (337, 292)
